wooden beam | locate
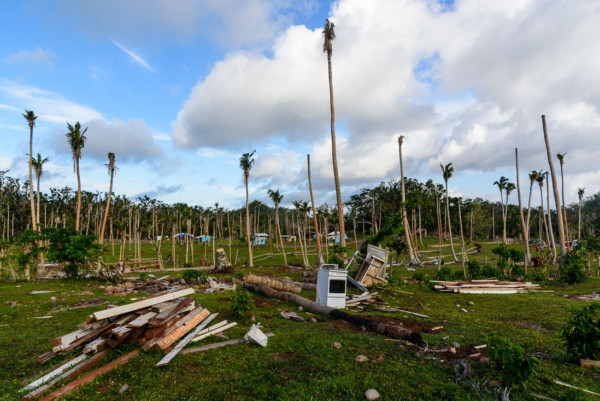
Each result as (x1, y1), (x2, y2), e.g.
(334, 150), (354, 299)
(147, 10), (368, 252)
(89, 288), (194, 321)
(154, 308), (210, 350)
(181, 333), (275, 354)
(38, 349), (139, 401)
(19, 354), (88, 393)
(191, 322), (237, 342)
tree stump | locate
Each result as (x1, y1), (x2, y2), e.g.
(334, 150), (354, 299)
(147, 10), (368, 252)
(214, 248), (233, 272)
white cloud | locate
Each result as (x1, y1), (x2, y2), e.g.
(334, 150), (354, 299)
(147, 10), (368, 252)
(5, 48), (55, 67)
(111, 40), (156, 73)
(172, 0), (600, 204)
(48, 118), (162, 164)
(0, 79), (103, 123)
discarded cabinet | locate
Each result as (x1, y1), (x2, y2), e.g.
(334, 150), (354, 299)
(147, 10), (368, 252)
(354, 245), (389, 287)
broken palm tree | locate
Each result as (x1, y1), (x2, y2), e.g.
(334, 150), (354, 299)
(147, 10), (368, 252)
(243, 282), (422, 343)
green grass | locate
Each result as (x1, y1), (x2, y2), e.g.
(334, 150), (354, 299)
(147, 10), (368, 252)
(2, 239), (600, 400)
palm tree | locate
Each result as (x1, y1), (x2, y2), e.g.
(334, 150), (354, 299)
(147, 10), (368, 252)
(31, 153), (49, 228)
(292, 200), (309, 267)
(268, 188), (287, 267)
(323, 18), (346, 252)
(440, 163), (458, 262)
(577, 187), (585, 241)
(504, 181), (515, 242)
(66, 121), (88, 231)
(515, 148), (529, 271)
(536, 173), (551, 253)
(493, 176), (509, 243)
(100, 152), (116, 245)
(545, 172), (557, 263)
(398, 136), (419, 265)
(542, 116), (566, 266)
(526, 171), (539, 240)
(240, 150), (256, 267)
(307, 154), (323, 264)
(23, 110), (37, 232)
(556, 153), (570, 250)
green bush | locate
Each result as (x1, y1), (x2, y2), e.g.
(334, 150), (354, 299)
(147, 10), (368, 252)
(528, 270), (546, 282)
(231, 290), (253, 319)
(467, 260), (482, 279)
(411, 271), (427, 282)
(43, 228), (101, 278)
(436, 266), (453, 281)
(560, 245), (587, 285)
(560, 302), (600, 360)
(487, 333), (540, 387)
(482, 266), (507, 280)
(138, 272), (150, 281)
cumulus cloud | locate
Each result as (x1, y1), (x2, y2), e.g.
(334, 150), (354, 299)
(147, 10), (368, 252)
(134, 184), (182, 200)
(172, 0), (600, 204)
(5, 48), (55, 68)
(48, 118), (162, 163)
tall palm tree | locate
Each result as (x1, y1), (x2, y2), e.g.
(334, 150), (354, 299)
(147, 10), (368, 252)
(100, 152), (116, 245)
(66, 121), (88, 231)
(545, 172), (557, 262)
(440, 163), (458, 262)
(398, 136), (419, 265)
(323, 18), (346, 252)
(240, 150), (256, 267)
(577, 187), (585, 241)
(515, 148), (529, 270)
(268, 188), (287, 267)
(23, 110), (37, 232)
(526, 171), (539, 239)
(307, 154), (323, 263)
(542, 116), (566, 266)
(556, 153), (570, 250)
(493, 176), (509, 243)
(31, 153), (49, 229)
(536, 173), (551, 252)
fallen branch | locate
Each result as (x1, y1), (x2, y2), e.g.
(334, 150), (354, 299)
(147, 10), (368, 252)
(243, 283), (422, 343)
(245, 273), (302, 294)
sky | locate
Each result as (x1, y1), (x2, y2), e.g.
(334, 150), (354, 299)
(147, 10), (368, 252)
(1, 0), (599, 210)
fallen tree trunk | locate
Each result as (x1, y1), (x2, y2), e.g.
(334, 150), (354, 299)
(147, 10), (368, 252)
(243, 283), (422, 343)
(280, 279), (316, 291)
(245, 273), (302, 294)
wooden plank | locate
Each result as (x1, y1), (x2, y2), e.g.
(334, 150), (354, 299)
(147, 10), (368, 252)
(457, 288), (522, 294)
(150, 302), (177, 314)
(19, 354), (88, 393)
(142, 308), (202, 351)
(579, 359), (600, 368)
(90, 288), (194, 321)
(190, 320), (228, 338)
(181, 333), (275, 354)
(23, 350), (109, 400)
(191, 322), (237, 342)
(127, 311), (157, 328)
(149, 298), (195, 326)
(154, 308), (210, 350)
(83, 338), (108, 354)
(38, 349), (139, 401)
(155, 313), (218, 367)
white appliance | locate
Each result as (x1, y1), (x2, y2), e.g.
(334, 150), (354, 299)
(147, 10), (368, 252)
(316, 265), (347, 308)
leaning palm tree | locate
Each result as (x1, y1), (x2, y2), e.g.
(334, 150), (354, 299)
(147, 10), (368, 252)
(99, 152), (116, 245)
(493, 176), (509, 243)
(504, 181), (516, 242)
(536, 173), (551, 253)
(31, 153), (49, 228)
(23, 110), (38, 232)
(577, 187), (585, 241)
(323, 18), (346, 252)
(66, 122), (88, 231)
(542, 116), (566, 266)
(556, 153), (570, 250)
(268, 188), (287, 267)
(240, 150), (256, 267)
(440, 163), (458, 262)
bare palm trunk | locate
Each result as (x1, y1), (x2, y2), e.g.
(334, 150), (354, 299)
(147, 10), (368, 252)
(36, 174), (44, 263)
(307, 155), (322, 264)
(560, 164), (570, 251)
(275, 204), (287, 266)
(245, 176), (253, 267)
(542, 115), (566, 266)
(458, 199), (467, 278)
(398, 136), (419, 264)
(28, 126), (36, 232)
(515, 149), (529, 271)
(578, 199), (582, 241)
(444, 181), (458, 262)
(327, 50), (346, 252)
(546, 174), (557, 263)
(436, 192), (442, 270)
(99, 169), (114, 244)
(540, 186), (551, 257)
(75, 159), (81, 231)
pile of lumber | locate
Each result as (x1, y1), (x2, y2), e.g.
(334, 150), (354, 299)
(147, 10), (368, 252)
(103, 278), (185, 295)
(24, 288), (218, 400)
(432, 279), (540, 294)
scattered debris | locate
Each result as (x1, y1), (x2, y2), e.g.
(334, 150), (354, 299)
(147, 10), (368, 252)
(244, 323), (269, 347)
(208, 277), (236, 292)
(370, 355), (384, 364)
(355, 355), (369, 363)
(181, 333), (276, 354)
(104, 279), (186, 295)
(579, 358), (600, 368)
(280, 310), (306, 322)
(332, 342), (342, 349)
(29, 291), (55, 295)
(245, 273), (302, 294)
(553, 379), (600, 396)
(432, 280), (540, 294)
(71, 298), (107, 309)
(118, 384), (129, 394)
(354, 245), (389, 287)
(570, 292), (600, 302)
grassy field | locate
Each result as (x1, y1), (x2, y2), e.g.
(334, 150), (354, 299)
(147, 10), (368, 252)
(1, 238), (600, 400)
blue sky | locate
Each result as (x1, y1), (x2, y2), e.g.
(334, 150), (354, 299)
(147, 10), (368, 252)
(1, 0), (599, 209)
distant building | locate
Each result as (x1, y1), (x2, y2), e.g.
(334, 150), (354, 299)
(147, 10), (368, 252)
(327, 231), (348, 243)
(252, 233), (269, 246)
(195, 235), (212, 243)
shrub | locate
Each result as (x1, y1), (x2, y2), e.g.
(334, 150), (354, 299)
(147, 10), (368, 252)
(436, 266), (454, 281)
(560, 245), (587, 285)
(560, 302), (600, 360)
(529, 270), (546, 282)
(138, 272), (150, 281)
(487, 333), (540, 388)
(411, 271), (427, 282)
(467, 260), (482, 279)
(482, 266), (507, 280)
(43, 228), (101, 278)
(231, 290), (253, 319)
(452, 270), (466, 280)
